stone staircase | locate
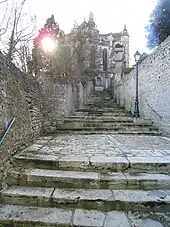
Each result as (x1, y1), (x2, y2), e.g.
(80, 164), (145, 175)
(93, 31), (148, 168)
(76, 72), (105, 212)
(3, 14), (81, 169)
(55, 91), (161, 135)
(0, 91), (170, 226)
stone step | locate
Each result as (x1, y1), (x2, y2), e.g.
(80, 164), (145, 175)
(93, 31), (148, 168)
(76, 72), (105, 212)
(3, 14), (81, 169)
(7, 168), (170, 190)
(56, 125), (158, 132)
(66, 116), (135, 121)
(86, 103), (117, 107)
(1, 186), (170, 212)
(75, 108), (127, 113)
(63, 118), (153, 126)
(59, 122), (154, 129)
(75, 112), (131, 117)
(54, 130), (162, 135)
(85, 105), (119, 109)
(0, 204), (168, 227)
(13, 152), (170, 173)
(85, 103), (118, 108)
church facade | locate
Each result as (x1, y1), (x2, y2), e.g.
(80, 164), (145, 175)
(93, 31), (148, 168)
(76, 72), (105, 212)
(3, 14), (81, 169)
(67, 13), (130, 90)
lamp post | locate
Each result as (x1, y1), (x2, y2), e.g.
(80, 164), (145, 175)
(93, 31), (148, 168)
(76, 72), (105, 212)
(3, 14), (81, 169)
(134, 51), (141, 118)
(110, 74), (113, 98)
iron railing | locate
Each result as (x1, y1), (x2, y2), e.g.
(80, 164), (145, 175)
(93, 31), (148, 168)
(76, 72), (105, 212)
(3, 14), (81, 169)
(147, 103), (162, 120)
(0, 117), (15, 147)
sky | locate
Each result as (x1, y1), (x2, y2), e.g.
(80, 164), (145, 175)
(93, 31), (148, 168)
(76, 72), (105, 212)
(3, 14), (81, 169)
(1, 0), (157, 66)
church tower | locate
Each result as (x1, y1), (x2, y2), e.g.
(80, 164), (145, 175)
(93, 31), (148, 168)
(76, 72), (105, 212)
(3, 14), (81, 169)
(121, 25), (129, 67)
(88, 12), (96, 29)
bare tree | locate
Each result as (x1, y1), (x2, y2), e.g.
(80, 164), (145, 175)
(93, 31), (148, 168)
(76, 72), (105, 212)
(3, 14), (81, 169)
(69, 21), (99, 77)
(44, 20), (98, 76)
(0, 0), (10, 36)
(31, 17), (98, 78)
(1, 0), (36, 63)
(14, 42), (32, 73)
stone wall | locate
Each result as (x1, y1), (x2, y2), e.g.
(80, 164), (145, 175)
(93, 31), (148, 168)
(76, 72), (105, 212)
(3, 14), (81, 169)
(0, 52), (94, 188)
(83, 80), (93, 105)
(37, 73), (75, 132)
(114, 36), (170, 134)
(77, 80), (93, 110)
(37, 73), (93, 133)
(0, 57), (42, 189)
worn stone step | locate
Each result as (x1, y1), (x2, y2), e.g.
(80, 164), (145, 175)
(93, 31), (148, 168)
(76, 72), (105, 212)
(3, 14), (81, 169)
(0, 204), (169, 226)
(85, 103), (118, 108)
(75, 111), (131, 117)
(7, 168), (170, 190)
(66, 116), (134, 121)
(64, 117), (134, 122)
(85, 105), (123, 109)
(59, 122), (154, 129)
(13, 153), (170, 172)
(56, 125), (158, 132)
(62, 118), (153, 126)
(75, 108), (127, 113)
(1, 186), (170, 212)
(85, 105), (119, 109)
(54, 130), (162, 135)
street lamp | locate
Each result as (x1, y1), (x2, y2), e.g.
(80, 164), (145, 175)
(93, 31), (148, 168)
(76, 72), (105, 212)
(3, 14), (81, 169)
(134, 51), (141, 118)
(110, 74), (114, 99)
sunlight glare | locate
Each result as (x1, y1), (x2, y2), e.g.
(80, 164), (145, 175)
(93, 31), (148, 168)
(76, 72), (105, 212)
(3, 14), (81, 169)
(41, 37), (56, 52)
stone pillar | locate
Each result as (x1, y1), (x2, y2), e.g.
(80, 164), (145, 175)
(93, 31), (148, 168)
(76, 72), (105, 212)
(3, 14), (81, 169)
(76, 82), (84, 109)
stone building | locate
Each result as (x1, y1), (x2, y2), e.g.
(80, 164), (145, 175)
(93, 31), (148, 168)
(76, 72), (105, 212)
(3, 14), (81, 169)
(67, 12), (130, 90)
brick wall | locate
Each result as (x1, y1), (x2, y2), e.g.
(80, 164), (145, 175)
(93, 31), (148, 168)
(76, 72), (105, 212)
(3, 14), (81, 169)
(114, 36), (170, 134)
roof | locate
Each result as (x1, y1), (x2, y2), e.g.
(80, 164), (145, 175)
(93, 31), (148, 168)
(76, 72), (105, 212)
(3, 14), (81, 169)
(100, 32), (122, 38)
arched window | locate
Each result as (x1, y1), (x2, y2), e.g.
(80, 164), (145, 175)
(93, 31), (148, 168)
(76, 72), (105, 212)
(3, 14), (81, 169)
(115, 43), (122, 48)
(96, 77), (102, 86)
(103, 48), (108, 71)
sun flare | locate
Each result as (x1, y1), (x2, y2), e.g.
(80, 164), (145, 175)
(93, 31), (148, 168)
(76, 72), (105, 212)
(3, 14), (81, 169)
(41, 37), (56, 52)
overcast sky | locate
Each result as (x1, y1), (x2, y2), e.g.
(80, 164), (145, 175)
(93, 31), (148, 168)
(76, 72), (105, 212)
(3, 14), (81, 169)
(1, 0), (157, 66)
(28, 0), (157, 65)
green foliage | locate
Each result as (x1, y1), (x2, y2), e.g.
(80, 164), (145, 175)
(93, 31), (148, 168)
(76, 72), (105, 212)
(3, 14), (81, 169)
(146, 0), (170, 49)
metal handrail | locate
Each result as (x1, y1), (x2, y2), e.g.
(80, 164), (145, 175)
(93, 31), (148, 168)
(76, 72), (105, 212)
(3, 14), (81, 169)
(147, 103), (162, 120)
(0, 117), (15, 147)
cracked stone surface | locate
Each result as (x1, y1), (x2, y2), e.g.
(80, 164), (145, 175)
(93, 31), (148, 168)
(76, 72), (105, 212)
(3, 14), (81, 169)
(0, 205), (169, 226)
(103, 211), (131, 227)
(0, 204), (73, 225)
(73, 209), (106, 226)
(22, 135), (170, 157)
(127, 211), (170, 227)
(19, 134), (170, 172)
(52, 188), (114, 202)
(2, 186), (170, 213)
